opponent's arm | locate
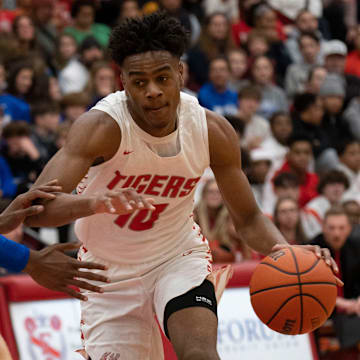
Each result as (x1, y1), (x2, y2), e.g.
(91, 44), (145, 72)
(0, 180), (61, 233)
(25, 110), (122, 227)
(207, 110), (288, 255)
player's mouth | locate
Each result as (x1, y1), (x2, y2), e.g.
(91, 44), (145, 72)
(145, 104), (168, 113)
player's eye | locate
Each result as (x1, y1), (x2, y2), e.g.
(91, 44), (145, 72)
(134, 80), (145, 87)
(158, 76), (168, 82)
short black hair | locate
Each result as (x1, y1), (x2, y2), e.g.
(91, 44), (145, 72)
(287, 133), (313, 149)
(318, 170), (350, 193)
(269, 111), (290, 127)
(298, 31), (320, 46)
(71, 0), (96, 18)
(273, 172), (300, 188)
(80, 36), (102, 52)
(293, 93), (318, 113)
(335, 137), (360, 156)
(109, 12), (188, 66)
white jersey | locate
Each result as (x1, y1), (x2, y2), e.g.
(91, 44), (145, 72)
(75, 91), (210, 266)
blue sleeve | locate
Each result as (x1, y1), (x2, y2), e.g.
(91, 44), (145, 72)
(198, 87), (210, 109)
(0, 234), (30, 272)
(0, 156), (17, 197)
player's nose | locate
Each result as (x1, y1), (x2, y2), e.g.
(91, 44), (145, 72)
(145, 81), (162, 99)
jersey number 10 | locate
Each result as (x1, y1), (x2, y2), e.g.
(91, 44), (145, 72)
(114, 203), (169, 231)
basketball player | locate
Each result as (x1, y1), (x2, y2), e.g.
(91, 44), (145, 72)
(26, 13), (339, 360)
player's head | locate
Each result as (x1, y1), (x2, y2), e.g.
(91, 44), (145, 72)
(109, 12), (188, 134)
(323, 206), (352, 251)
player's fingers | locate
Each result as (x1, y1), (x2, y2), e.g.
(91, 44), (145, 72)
(71, 259), (108, 271)
(18, 205), (44, 217)
(34, 185), (62, 193)
(67, 279), (104, 293)
(61, 286), (88, 301)
(117, 191), (133, 211)
(74, 270), (110, 283)
(335, 276), (344, 287)
(25, 189), (57, 201)
(41, 179), (59, 186)
(329, 256), (339, 274)
(311, 245), (322, 258)
(122, 189), (144, 209)
(143, 197), (156, 210)
(320, 247), (332, 266)
(52, 242), (82, 252)
(103, 197), (116, 213)
(271, 244), (288, 252)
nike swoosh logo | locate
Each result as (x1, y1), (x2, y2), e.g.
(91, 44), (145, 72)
(123, 151), (134, 155)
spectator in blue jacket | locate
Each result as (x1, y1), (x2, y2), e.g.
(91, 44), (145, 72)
(198, 56), (238, 116)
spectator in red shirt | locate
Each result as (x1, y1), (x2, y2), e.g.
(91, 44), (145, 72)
(231, 1), (285, 47)
(273, 134), (319, 208)
(345, 25), (360, 78)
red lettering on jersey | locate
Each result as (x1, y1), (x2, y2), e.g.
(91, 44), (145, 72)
(161, 176), (185, 197)
(107, 171), (126, 190)
(114, 213), (132, 227)
(114, 203), (169, 231)
(179, 177), (201, 197)
(144, 175), (169, 196)
(122, 175), (135, 188)
(129, 203), (169, 231)
(132, 174), (151, 193)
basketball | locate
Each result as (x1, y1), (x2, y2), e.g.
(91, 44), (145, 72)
(249, 247), (337, 335)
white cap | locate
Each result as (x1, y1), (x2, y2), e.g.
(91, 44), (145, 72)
(250, 148), (272, 163)
(323, 40), (347, 57)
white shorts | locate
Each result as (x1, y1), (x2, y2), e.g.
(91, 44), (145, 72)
(78, 244), (212, 360)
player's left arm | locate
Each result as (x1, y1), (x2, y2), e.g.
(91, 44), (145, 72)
(207, 109), (287, 255)
(207, 110), (339, 275)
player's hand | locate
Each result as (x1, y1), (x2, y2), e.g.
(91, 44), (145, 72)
(24, 242), (110, 301)
(0, 180), (62, 234)
(272, 244), (344, 286)
(90, 188), (155, 215)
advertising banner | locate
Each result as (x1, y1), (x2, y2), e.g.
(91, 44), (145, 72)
(217, 287), (317, 360)
(9, 299), (82, 360)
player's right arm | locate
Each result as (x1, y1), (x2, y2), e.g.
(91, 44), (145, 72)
(25, 110), (153, 227)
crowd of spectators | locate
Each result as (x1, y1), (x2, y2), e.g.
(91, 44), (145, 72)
(1, 0), (360, 358)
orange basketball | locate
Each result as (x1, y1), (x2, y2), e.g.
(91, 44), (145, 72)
(249, 247), (337, 335)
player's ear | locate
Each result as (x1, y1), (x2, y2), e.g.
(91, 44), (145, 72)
(178, 61), (184, 88)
